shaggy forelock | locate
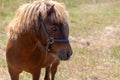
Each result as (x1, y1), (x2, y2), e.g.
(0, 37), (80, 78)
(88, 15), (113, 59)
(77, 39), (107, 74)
(8, 0), (68, 39)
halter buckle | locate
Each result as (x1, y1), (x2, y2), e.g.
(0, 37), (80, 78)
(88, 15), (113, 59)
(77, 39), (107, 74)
(47, 37), (54, 44)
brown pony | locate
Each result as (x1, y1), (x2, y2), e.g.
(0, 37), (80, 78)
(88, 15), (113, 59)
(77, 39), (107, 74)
(6, 0), (72, 80)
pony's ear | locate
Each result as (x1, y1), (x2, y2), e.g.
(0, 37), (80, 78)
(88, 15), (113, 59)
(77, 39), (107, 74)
(47, 5), (54, 16)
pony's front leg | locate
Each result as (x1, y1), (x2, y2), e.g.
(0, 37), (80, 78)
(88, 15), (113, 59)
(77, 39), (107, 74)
(8, 66), (21, 80)
(44, 66), (50, 80)
(31, 69), (41, 80)
(51, 61), (59, 80)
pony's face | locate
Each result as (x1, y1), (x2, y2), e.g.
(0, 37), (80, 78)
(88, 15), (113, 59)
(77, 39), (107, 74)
(46, 21), (72, 60)
(39, 5), (72, 60)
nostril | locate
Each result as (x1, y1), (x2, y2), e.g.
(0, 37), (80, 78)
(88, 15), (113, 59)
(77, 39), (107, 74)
(67, 50), (72, 57)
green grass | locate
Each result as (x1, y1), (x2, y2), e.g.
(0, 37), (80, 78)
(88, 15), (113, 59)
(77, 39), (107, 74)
(0, 34), (7, 49)
(0, 0), (120, 80)
(110, 46), (120, 60)
(68, 1), (120, 37)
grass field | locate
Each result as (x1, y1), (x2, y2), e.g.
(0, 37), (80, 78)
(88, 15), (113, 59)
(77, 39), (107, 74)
(0, 0), (120, 80)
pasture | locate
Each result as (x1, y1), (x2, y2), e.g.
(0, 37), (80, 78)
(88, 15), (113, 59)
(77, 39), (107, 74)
(0, 0), (120, 80)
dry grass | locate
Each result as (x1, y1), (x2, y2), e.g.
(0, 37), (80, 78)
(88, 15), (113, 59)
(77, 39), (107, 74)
(0, 0), (120, 80)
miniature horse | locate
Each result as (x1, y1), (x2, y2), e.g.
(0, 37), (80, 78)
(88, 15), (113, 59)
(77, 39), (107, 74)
(6, 0), (72, 80)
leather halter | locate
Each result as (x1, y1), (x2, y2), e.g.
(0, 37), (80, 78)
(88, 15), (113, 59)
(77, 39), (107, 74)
(38, 13), (69, 52)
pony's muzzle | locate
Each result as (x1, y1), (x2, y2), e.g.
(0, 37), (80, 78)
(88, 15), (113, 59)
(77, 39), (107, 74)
(58, 49), (72, 60)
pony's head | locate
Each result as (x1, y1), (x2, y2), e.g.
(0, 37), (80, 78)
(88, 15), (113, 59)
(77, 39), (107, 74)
(8, 0), (73, 60)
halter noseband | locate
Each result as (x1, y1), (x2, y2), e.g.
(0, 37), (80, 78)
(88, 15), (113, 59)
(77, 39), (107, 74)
(38, 14), (69, 52)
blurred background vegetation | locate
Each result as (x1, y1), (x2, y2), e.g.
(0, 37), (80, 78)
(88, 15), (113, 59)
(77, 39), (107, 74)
(0, 0), (120, 80)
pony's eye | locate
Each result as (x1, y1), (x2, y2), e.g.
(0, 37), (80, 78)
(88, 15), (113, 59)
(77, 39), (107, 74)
(52, 27), (57, 31)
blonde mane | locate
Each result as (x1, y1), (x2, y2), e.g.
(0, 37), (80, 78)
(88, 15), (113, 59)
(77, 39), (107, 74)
(8, 0), (68, 39)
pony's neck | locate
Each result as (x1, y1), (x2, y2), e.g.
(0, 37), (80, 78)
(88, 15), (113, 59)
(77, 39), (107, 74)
(16, 31), (38, 51)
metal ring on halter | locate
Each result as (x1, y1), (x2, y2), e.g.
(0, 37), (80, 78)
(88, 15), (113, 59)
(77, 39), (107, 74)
(47, 37), (54, 44)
